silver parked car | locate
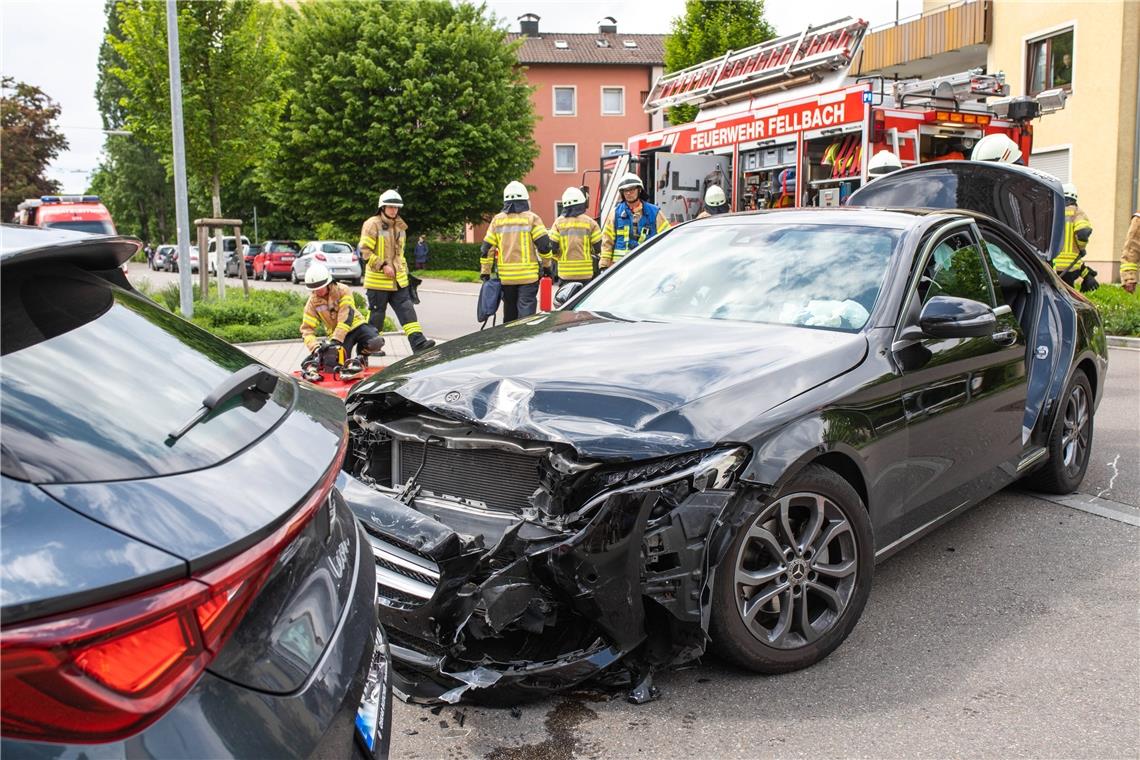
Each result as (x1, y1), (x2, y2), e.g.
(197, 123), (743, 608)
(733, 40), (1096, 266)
(292, 240), (362, 286)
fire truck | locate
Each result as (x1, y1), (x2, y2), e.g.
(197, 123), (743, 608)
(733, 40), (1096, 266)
(14, 195), (117, 235)
(599, 17), (1067, 224)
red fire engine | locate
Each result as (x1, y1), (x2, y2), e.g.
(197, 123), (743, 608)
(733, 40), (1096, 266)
(601, 17), (1066, 223)
(14, 195), (117, 235)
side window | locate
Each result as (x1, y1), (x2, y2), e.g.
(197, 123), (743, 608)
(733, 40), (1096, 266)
(918, 231), (994, 307)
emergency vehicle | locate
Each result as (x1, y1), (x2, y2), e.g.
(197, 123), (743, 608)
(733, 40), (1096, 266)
(599, 17), (1067, 223)
(14, 195), (117, 235)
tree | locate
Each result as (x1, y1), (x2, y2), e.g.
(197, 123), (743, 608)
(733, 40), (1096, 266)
(664, 0), (776, 125)
(108, 0), (283, 222)
(263, 0), (538, 236)
(91, 0), (174, 243)
(1, 77), (68, 220)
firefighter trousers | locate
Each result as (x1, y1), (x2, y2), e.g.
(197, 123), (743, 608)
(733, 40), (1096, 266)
(366, 287), (430, 349)
(502, 282), (539, 323)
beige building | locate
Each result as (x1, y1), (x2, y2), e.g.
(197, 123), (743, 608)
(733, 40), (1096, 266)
(857, 0), (1140, 280)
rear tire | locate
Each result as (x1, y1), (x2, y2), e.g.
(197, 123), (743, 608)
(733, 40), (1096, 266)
(1023, 370), (1094, 494)
(291, 269), (300, 285)
(711, 464), (873, 674)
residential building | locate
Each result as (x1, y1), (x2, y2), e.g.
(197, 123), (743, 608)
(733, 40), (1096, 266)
(857, 0), (1140, 281)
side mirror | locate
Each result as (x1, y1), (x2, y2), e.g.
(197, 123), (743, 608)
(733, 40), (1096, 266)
(918, 295), (996, 339)
(553, 282), (584, 307)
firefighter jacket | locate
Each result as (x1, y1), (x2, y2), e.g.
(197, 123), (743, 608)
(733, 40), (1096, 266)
(549, 213), (602, 281)
(359, 213), (410, 292)
(1122, 212), (1140, 288)
(601, 200), (670, 266)
(1052, 205), (1093, 273)
(300, 282), (366, 351)
(481, 210), (551, 285)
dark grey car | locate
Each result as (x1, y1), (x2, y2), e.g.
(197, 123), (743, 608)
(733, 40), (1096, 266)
(0, 226), (391, 758)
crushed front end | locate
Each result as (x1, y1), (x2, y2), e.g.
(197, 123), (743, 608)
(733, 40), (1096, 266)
(341, 391), (752, 705)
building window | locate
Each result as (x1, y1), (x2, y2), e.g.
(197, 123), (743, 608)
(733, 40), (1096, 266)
(602, 143), (625, 158)
(554, 144), (577, 173)
(601, 87), (624, 115)
(553, 86), (576, 116)
(1026, 27), (1073, 95)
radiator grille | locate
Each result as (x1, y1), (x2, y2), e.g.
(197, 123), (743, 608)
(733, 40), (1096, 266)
(397, 441), (542, 512)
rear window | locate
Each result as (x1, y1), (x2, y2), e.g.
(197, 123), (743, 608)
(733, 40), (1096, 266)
(0, 265), (292, 483)
(45, 220), (115, 235)
(320, 243), (352, 254)
(267, 242), (299, 253)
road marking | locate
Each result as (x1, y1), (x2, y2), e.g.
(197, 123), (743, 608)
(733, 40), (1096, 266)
(1035, 491), (1140, 527)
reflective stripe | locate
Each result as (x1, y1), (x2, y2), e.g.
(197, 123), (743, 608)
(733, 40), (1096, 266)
(302, 314), (319, 327)
(402, 322), (422, 335)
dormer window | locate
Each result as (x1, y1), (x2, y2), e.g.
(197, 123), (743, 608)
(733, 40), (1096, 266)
(554, 40), (569, 49)
(623, 39), (638, 48)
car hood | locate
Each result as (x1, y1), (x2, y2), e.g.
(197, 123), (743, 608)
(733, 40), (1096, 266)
(351, 310), (868, 460)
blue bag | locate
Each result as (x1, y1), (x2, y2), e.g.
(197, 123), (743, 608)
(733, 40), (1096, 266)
(477, 276), (502, 327)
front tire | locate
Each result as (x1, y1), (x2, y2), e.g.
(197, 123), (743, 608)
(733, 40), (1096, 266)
(711, 464), (873, 674)
(1024, 370), (1093, 494)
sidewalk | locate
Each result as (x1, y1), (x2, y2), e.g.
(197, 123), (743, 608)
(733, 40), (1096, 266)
(238, 332), (414, 374)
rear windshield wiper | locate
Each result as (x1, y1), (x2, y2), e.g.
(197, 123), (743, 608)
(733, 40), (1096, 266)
(166, 364), (278, 446)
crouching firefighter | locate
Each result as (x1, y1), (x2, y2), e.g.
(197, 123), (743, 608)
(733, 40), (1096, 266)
(1053, 183), (1098, 292)
(601, 172), (670, 269)
(549, 186), (602, 283)
(360, 189), (436, 352)
(480, 181), (553, 321)
(299, 262), (384, 382)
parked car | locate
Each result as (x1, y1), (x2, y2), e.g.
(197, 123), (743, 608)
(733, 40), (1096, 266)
(253, 240), (300, 281)
(168, 244), (200, 273)
(293, 240), (362, 286)
(224, 242), (259, 278)
(152, 243), (176, 271)
(339, 162), (1106, 705)
(0, 225), (392, 757)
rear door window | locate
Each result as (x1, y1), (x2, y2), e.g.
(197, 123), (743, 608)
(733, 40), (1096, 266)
(1, 265), (293, 484)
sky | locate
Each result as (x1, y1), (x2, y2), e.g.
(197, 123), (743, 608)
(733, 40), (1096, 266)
(0, 0), (921, 193)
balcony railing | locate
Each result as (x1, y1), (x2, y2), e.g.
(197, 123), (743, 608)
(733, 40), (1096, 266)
(856, 0), (990, 73)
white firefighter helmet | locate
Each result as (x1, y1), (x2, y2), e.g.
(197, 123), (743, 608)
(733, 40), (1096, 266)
(503, 181), (529, 202)
(971, 133), (1022, 163)
(616, 172), (644, 192)
(1062, 182), (1078, 204)
(561, 186), (587, 207)
(378, 188), (403, 208)
(305, 261), (333, 290)
(704, 184), (727, 208)
(867, 150), (902, 177)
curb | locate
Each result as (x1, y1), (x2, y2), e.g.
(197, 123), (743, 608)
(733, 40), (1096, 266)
(1107, 335), (1140, 349)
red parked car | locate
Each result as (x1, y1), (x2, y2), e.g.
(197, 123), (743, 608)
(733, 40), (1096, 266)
(252, 240), (300, 281)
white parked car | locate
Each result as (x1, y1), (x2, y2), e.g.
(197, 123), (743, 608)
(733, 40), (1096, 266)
(291, 240), (362, 286)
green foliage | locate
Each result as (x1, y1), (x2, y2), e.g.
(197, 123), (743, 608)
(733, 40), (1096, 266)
(108, 0), (284, 216)
(663, 0), (776, 125)
(264, 0), (538, 235)
(1087, 285), (1140, 336)
(1, 77), (67, 219)
(314, 221), (356, 243)
(408, 241), (482, 272)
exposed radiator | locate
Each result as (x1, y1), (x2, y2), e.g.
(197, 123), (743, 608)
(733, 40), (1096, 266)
(396, 440), (542, 512)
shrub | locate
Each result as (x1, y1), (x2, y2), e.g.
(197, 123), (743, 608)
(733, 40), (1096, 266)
(1087, 284), (1140, 337)
(407, 241), (482, 272)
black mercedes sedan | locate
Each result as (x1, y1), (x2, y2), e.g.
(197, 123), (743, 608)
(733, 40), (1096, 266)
(0, 227), (390, 758)
(339, 162), (1107, 705)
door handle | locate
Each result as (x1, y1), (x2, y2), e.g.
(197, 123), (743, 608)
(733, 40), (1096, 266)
(992, 329), (1017, 346)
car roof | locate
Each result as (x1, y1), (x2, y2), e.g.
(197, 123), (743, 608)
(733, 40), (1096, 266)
(0, 224), (139, 270)
(684, 207), (947, 230)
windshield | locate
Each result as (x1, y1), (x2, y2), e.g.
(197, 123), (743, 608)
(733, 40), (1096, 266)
(45, 220), (115, 235)
(572, 222), (901, 332)
(319, 243), (352, 254)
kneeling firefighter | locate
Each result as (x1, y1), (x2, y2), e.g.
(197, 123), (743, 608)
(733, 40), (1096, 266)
(1053, 183), (1098, 292)
(549, 186), (602, 283)
(299, 262), (384, 382)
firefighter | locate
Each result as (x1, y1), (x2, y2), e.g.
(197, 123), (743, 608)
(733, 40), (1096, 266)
(549, 186), (601, 283)
(1052, 183), (1098, 292)
(299, 262), (384, 382)
(601, 172), (670, 268)
(867, 150), (902, 180)
(359, 189), (436, 352)
(971, 133), (1023, 164)
(480, 181), (553, 321)
(1122, 211), (1139, 294)
(696, 185), (728, 218)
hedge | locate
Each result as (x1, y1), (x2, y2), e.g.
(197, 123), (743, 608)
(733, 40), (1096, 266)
(1087, 284), (1140, 337)
(408, 241), (482, 272)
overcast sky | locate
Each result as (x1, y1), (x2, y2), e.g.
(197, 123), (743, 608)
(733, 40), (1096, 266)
(1, 0), (921, 193)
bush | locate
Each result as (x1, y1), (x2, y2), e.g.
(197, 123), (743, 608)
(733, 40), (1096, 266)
(408, 241), (482, 272)
(1087, 284), (1140, 336)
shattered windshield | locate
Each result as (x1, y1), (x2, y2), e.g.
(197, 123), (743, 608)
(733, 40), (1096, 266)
(573, 222), (901, 332)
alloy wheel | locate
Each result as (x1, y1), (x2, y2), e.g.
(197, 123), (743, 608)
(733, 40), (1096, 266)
(1061, 383), (1090, 478)
(734, 491), (858, 649)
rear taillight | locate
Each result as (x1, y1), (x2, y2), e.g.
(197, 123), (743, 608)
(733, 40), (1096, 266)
(1, 434), (347, 744)
(315, 253), (327, 261)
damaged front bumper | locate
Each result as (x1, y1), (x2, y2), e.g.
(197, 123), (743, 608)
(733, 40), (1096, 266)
(339, 440), (752, 705)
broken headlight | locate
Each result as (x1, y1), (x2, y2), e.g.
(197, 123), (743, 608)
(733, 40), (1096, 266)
(591, 446), (750, 494)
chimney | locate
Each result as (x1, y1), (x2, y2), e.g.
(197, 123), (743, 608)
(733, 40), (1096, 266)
(598, 16), (617, 34)
(519, 13), (540, 37)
